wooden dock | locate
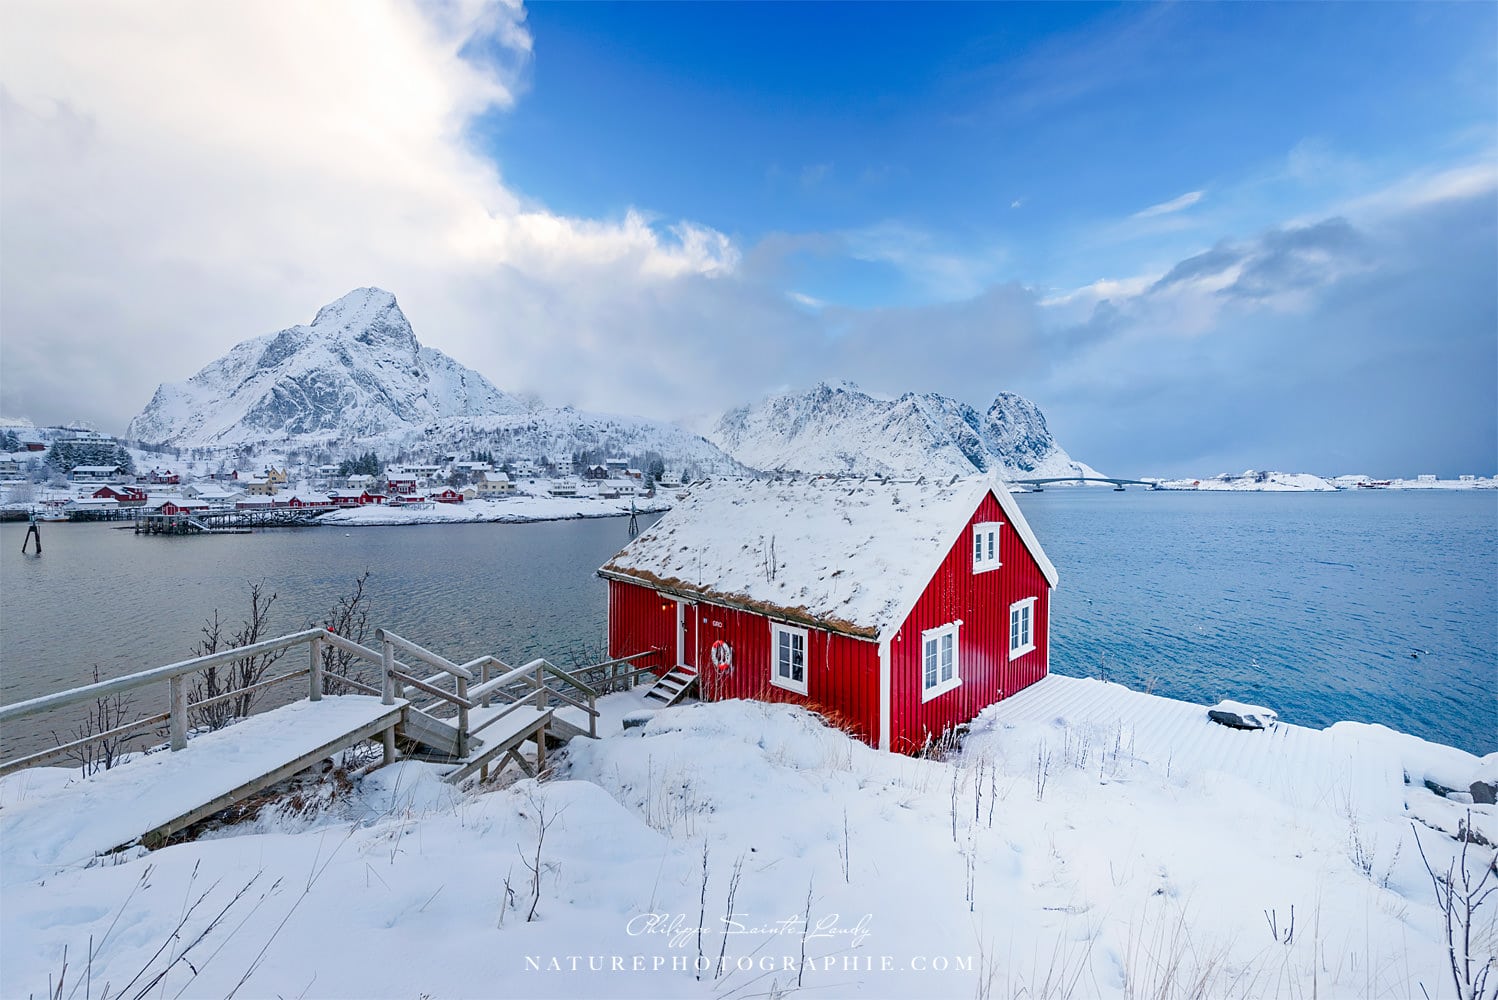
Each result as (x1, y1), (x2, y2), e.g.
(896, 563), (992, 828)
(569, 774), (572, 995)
(133, 508), (330, 535)
(0, 628), (654, 873)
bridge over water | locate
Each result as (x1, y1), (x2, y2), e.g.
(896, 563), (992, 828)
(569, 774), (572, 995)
(1010, 477), (1156, 491)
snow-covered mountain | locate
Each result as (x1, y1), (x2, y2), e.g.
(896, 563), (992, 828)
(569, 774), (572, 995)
(126, 288), (744, 473)
(128, 288), (523, 445)
(125, 291), (1094, 480)
(710, 381), (1101, 479)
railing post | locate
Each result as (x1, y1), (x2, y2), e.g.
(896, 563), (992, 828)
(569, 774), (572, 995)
(456, 674), (469, 759)
(536, 660), (545, 709)
(481, 659), (492, 708)
(381, 636), (396, 706)
(169, 675), (187, 751)
(309, 635), (323, 702)
(589, 691), (597, 739)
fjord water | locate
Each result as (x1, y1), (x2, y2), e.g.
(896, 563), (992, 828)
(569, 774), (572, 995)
(1020, 489), (1496, 756)
(1, 491), (1493, 757)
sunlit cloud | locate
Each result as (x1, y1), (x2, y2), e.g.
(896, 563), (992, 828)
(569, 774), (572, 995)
(1132, 190), (1204, 219)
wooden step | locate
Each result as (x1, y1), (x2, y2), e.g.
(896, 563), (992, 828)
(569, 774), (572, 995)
(442, 707), (552, 786)
(643, 667), (698, 707)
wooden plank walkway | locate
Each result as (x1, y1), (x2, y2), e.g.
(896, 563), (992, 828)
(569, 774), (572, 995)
(0, 696), (403, 883)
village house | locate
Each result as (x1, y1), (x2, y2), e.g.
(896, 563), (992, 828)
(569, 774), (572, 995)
(475, 471), (515, 497)
(585, 464), (610, 480)
(242, 478), (278, 496)
(179, 485), (244, 508)
(599, 476), (1057, 753)
(68, 464), (126, 483)
(89, 484), (147, 506)
(431, 487), (465, 504)
(155, 496), (212, 516)
(386, 475), (420, 496)
(283, 490), (334, 509)
(327, 488), (386, 507)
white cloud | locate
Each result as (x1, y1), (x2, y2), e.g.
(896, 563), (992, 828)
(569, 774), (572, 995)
(0, 0), (739, 429)
(1131, 190), (1204, 219)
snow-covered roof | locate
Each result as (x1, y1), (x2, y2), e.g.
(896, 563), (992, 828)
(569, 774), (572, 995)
(600, 475), (1057, 639)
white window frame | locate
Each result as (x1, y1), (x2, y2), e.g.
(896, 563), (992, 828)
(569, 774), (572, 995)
(770, 622), (809, 696)
(1009, 597), (1037, 660)
(972, 522), (1003, 573)
(920, 621), (962, 702)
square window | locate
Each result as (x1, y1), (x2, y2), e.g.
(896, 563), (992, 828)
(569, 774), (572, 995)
(921, 622), (961, 701)
(972, 522), (1003, 573)
(771, 623), (808, 695)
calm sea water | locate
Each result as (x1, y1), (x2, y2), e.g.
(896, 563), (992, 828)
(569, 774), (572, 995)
(1, 491), (1493, 757)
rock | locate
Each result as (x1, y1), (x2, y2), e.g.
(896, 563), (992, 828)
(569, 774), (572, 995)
(1207, 700), (1278, 731)
(1472, 753), (1498, 805)
(622, 711), (656, 731)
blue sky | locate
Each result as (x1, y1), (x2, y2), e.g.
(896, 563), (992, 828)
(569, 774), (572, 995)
(488, 3), (1494, 306)
(1, 1), (1494, 476)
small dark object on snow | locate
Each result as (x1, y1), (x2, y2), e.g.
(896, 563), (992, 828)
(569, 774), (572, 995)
(1471, 779), (1497, 805)
(1207, 701), (1278, 731)
(622, 711), (655, 731)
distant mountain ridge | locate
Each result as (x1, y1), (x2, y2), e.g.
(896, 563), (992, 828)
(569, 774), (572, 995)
(124, 289), (1096, 479)
(710, 381), (1102, 480)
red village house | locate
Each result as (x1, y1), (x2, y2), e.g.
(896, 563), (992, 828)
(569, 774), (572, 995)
(599, 476), (1058, 753)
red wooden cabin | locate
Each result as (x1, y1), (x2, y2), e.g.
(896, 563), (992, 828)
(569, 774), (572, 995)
(600, 476), (1057, 753)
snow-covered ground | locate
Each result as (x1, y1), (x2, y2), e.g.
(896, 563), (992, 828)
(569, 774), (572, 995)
(322, 493), (671, 527)
(2, 676), (1492, 999)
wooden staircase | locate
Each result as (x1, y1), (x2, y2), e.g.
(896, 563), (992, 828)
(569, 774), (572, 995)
(642, 665), (698, 707)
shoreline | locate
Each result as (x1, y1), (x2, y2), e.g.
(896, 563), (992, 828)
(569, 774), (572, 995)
(318, 495), (672, 528)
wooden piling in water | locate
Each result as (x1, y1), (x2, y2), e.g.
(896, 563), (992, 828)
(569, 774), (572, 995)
(20, 517), (41, 555)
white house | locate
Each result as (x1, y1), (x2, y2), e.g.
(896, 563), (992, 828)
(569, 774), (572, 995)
(475, 472), (516, 497)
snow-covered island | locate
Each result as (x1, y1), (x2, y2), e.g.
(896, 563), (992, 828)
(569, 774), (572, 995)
(1147, 469), (1496, 491)
(1, 675), (1492, 999)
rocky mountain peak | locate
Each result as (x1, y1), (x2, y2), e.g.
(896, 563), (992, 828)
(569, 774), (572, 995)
(709, 382), (1098, 480)
(308, 287), (416, 354)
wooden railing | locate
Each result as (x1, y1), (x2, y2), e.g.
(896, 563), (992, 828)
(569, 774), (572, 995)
(0, 629), (637, 779)
(0, 627), (386, 778)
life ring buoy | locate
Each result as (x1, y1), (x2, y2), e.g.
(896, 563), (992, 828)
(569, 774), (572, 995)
(710, 639), (733, 672)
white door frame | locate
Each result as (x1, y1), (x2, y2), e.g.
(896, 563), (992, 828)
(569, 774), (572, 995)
(674, 599), (686, 666)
